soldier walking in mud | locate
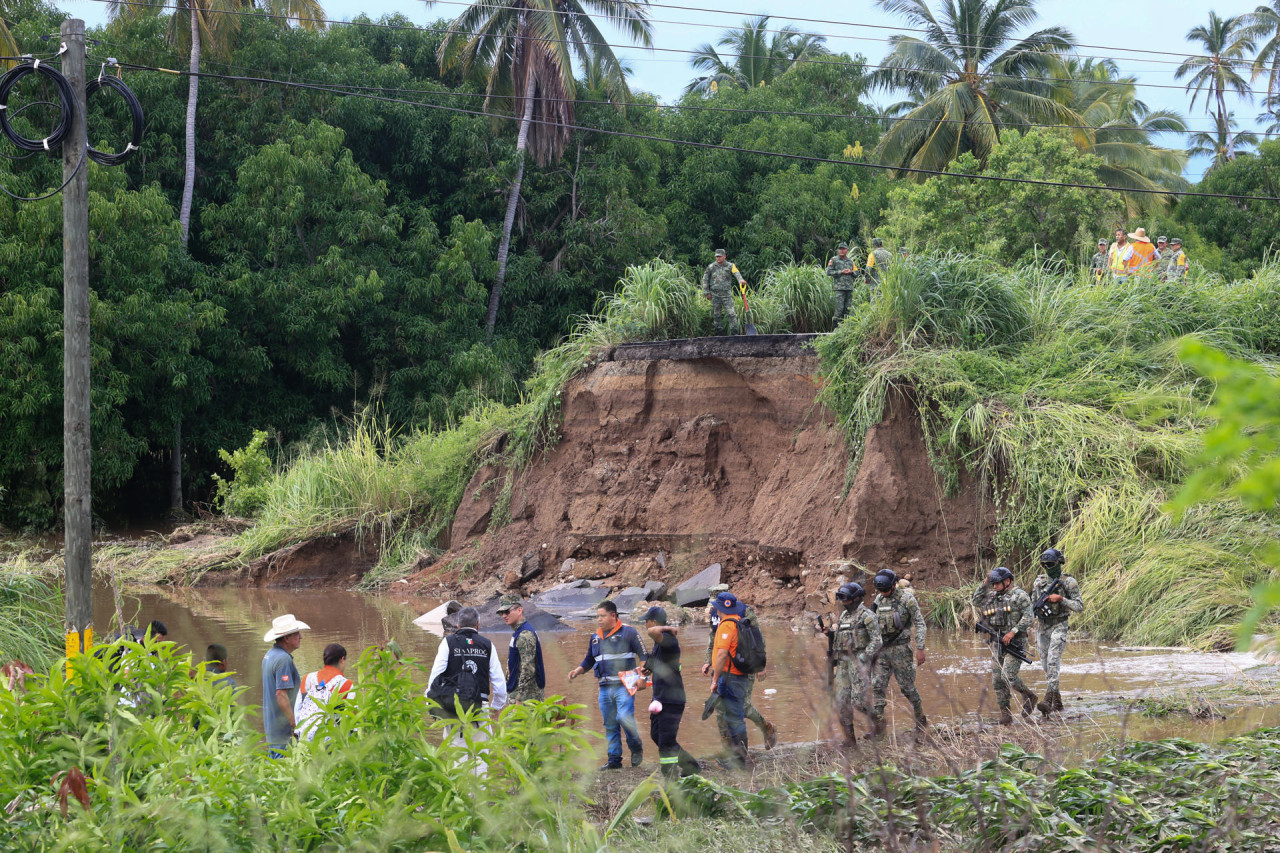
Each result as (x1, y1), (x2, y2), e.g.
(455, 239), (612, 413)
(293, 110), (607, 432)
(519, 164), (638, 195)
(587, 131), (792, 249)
(972, 566), (1038, 724)
(826, 242), (859, 324)
(869, 569), (928, 734)
(702, 249), (746, 336)
(704, 592), (778, 750)
(1031, 549), (1083, 716)
(831, 582), (882, 744)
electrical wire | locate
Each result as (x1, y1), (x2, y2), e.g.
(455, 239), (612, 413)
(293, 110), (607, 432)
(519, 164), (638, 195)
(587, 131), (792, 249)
(85, 70), (144, 166)
(117, 61), (1280, 203)
(0, 59), (76, 153)
(76, 0), (1275, 95)
(0, 142), (87, 201)
(0, 100), (56, 160)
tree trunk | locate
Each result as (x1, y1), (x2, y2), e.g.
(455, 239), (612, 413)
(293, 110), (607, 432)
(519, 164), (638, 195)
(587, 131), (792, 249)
(485, 90), (535, 339)
(169, 422), (183, 518)
(180, 9), (200, 244)
(1217, 84), (1233, 160)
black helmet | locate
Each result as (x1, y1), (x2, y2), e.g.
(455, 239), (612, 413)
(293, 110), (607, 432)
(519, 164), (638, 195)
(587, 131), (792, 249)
(987, 566), (1013, 584)
(1039, 548), (1065, 565)
(873, 569), (897, 592)
(835, 582), (865, 602)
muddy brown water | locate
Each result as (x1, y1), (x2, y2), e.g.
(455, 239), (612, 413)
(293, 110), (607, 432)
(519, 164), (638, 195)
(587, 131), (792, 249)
(93, 585), (1279, 757)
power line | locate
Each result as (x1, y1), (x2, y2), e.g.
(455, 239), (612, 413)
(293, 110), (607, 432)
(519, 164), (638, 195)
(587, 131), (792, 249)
(116, 61), (1280, 203)
(81, 0), (1276, 95)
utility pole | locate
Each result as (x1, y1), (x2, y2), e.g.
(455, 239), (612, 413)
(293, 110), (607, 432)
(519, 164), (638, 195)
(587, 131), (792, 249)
(61, 18), (93, 669)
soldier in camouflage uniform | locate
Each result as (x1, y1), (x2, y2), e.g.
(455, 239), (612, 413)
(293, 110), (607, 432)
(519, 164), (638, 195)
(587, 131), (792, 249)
(865, 238), (893, 301)
(1161, 238), (1188, 282)
(704, 597), (778, 749)
(1030, 549), (1083, 716)
(826, 242), (859, 324)
(498, 594), (545, 703)
(869, 569), (928, 734)
(832, 582), (882, 744)
(1090, 239), (1109, 284)
(972, 567), (1037, 724)
(702, 249), (746, 336)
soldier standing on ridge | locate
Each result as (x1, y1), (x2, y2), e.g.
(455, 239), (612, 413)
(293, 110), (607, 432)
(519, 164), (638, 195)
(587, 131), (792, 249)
(1090, 239), (1109, 283)
(972, 566), (1037, 725)
(865, 238), (893, 301)
(1163, 238), (1189, 282)
(869, 569), (928, 735)
(702, 249), (745, 336)
(826, 242), (859, 324)
(1030, 549), (1082, 716)
(831, 582), (882, 744)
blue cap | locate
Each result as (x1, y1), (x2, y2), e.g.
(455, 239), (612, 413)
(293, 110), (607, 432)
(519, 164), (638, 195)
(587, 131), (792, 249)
(713, 591), (745, 616)
(643, 606), (668, 625)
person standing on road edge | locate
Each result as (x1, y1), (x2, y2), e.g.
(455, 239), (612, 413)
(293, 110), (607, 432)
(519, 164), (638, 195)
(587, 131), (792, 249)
(261, 614), (310, 757)
(1090, 239), (1109, 284)
(865, 237), (892, 300)
(641, 606), (701, 779)
(869, 569), (928, 735)
(701, 249), (745, 336)
(1031, 549), (1083, 716)
(826, 241), (859, 324)
(568, 600), (646, 770)
(498, 594), (546, 704)
(704, 593), (778, 750)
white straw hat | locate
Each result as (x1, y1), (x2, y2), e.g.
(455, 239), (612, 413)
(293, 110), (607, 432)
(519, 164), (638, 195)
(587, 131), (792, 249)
(263, 614), (311, 643)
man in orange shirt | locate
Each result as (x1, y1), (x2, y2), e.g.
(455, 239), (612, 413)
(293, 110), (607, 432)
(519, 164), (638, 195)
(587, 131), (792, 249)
(1128, 228), (1157, 273)
(708, 592), (751, 767)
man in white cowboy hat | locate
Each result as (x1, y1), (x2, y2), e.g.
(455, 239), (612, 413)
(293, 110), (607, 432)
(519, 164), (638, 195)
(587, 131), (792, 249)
(1128, 227), (1156, 272)
(262, 614), (310, 755)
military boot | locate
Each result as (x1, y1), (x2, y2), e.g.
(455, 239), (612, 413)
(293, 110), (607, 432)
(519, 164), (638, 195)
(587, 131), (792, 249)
(1036, 693), (1054, 717)
(1019, 688), (1038, 718)
(999, 707), (1013, 726)
(912, 704), (928, 731)
(869, 714), (886, 739)
(729, 735), (750, 768)
(1051, 688), (1064, 712)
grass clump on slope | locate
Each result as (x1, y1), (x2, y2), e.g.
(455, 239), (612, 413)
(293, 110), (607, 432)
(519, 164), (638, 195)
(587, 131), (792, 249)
(816, 253), (1280, 647)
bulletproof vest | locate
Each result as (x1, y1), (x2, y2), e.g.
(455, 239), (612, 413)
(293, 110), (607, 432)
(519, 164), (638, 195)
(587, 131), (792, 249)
(875, 594), (909, 643)
(980, 593), (1016, 628)
(836, 606), (874, 654)
(440, 628), (493, 701)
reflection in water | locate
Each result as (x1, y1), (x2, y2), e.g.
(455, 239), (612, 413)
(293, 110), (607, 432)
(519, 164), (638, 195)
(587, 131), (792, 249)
(94, 585), (1279, 756)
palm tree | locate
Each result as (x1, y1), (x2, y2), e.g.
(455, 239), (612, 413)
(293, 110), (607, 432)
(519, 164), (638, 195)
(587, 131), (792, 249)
(1244, 1), (1280, 104)
(1058, 59), (1189, 202)
(684, 15), (827, 95)
(1, 3), (19, 69)
(1189, 111), (1260, 168)
(432, 0), (653, 339)
(871, 0), (1075, 175)
(1176, 12), (1254, 160)
(110, 0), (324, 516)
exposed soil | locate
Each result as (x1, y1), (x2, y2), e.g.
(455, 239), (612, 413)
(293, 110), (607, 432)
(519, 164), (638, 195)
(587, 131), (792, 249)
(193, 530), (376, 588)
(416, 352), (995, 615)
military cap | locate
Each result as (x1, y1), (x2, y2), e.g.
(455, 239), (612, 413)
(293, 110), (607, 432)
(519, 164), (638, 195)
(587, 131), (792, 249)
(1170, 237), (1182, 245)
(837, 242), (848, 249)
(1098, 238), (1108, 245)
(1157, 236), (1168, 243)
(496, 593), (522, 613)
(871, 237), (884, 248)
(714, 248), (727, 256)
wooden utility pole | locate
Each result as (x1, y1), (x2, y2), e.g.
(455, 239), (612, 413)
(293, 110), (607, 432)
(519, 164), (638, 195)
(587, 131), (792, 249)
(61, 19), (93, 666)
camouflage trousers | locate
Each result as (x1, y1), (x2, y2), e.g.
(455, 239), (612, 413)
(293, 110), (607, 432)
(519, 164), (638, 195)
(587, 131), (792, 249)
(508, 685), (545, 704)
(871, 644), (924, 721)
(709, 293), (738, 335)
(716, 673), (766, 738)
(1037, 620), (1069, 692)
(834, 658), (872, 726)
(832, 288), (855, 324)
(990, 642), (1030, 709)
(866, 275), (881, 302)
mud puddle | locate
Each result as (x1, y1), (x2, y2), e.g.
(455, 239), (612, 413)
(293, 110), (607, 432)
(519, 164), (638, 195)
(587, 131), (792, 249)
(94, 585), (1280, 758)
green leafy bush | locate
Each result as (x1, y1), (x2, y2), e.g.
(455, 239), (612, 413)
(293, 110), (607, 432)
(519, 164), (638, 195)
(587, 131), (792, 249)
(213, 429), (274, 517)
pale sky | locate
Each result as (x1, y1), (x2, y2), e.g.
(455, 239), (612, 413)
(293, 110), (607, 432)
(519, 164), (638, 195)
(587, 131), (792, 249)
(59, 0), (1265, 180)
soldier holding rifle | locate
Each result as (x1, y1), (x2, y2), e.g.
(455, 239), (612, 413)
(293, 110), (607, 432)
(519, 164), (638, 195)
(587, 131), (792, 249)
(1030, 548), (1083, 716)
(972, 566), (1038, 725)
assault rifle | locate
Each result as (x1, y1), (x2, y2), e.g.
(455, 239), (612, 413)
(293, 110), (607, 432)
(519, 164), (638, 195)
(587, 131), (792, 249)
(817, 614), (836, 685)
(974, 620), (1034, 665)
(1033, 578), (1065, 620)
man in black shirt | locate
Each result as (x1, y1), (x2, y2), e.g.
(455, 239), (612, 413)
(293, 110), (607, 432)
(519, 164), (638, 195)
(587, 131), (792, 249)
(641, 606), (701, 779)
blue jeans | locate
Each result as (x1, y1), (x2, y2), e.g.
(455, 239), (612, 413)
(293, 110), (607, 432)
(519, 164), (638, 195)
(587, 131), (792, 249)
(717, 674), (749, 742)
(598, 683), (643, 763)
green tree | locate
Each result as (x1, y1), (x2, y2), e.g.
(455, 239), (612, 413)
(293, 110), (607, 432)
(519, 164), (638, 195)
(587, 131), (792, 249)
(1177, 139), (1280, 268)
(871, 0), (1074, 174)
(878, 129), (1116, 265)
(431, 0), (654, 339)
(1176, 12), (1255, 161)
(1188, 111), (1260, 169)
(684, 15), (827, 96)
(1057, 58), (1189, 205)
(1244, 0), (1280, 104)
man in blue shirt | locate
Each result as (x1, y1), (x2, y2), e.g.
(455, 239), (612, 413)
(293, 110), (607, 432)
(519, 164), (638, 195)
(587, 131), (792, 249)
(568, 599), (646, 770)
(261, 614), (310, 756)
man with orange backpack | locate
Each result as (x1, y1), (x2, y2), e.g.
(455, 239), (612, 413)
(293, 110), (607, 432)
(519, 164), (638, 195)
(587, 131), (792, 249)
(707, 592), (767, 767)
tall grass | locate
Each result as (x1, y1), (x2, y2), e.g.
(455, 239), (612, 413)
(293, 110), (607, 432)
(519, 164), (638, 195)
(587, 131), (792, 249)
(0, 572), (61, 670)
(757, 262), (838, 333)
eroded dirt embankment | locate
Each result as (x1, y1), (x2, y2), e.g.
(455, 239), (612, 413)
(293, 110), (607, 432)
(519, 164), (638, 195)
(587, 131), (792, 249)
(418, 348), (995, 614)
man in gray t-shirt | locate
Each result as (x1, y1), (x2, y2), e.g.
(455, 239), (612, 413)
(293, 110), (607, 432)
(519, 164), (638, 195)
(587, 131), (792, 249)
(261, 614), (310, 753)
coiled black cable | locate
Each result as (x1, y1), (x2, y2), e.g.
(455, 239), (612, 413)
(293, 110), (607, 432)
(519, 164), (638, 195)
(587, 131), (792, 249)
(86, 71), (143, 166)
(0, 100), (56, 160)
(0, 59), (75, 153)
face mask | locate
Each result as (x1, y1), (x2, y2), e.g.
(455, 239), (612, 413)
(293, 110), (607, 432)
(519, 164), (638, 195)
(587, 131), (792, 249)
(1045, 564), (1062, 580)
